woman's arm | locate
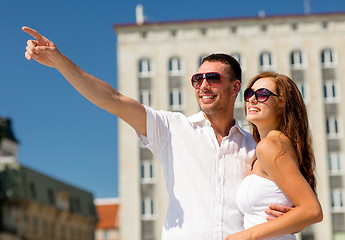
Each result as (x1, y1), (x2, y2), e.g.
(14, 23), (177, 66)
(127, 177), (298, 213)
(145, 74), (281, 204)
(226, 132), (323, 240)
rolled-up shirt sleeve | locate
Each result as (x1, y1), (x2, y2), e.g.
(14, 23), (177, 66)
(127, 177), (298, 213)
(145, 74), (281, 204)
(137, 106), (171, 157)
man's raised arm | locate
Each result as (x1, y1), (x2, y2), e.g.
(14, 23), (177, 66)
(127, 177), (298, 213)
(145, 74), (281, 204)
(22, 26), (147, 136)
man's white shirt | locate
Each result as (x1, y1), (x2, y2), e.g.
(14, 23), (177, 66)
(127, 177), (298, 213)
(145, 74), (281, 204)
(138, 106), (257, 240)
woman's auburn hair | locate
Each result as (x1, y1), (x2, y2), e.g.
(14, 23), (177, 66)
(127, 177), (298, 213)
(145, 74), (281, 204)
(245, 72), (317, 193)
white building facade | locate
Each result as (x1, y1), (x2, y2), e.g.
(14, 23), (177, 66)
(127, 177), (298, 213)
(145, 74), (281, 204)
(114, 12), (345, 240)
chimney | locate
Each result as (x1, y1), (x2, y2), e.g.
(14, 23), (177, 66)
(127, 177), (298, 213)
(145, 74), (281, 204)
(136, 4), (144, 25)
(304, 0), (311, 14)
(258, 10), (266, 18)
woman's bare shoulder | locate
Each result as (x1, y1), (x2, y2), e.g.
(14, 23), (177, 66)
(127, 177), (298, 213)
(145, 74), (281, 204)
(256, 130), (293, 161)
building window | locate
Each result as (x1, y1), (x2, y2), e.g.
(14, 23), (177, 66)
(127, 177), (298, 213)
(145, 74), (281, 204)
(50, 221), (55, 238)
(56, 191), (70, 211)
(42, 219), (48, 236)
(141, 160), (155, 183)
(321, 49), (336, 68)
(328, 152), (343, 175)
(331, 189), (345, 213)
(290, 50), (306, 69)
(60, 225), (67, 240)
(235, 88), (244, 108)
(139, 58), (152, 77)
(139, 89), (151, 106)
(169, 57), (182, 76)
(32, 217), (38, 235)
(326, 116), (343, 139)
(323, 80), (339, 103)
(232, 53), (245, 70)
(295, 81), (309, 103)
(199, 55), (207, 66)
(231, 53), (241, 65)
(47, 189), (55, 205)
(30, 183), (36, 199)
(259, 51), (273, 71)
(138, 58), (152, 106)
(170, 88), (183, 111)
(142, 197), (155, 220)
(103, 230), (109, 239)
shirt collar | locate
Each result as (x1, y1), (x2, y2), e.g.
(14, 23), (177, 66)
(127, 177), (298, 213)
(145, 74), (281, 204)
(188, 111), (206, 123)
(232, 119), (249, 137)
(188, 111), (249, 137)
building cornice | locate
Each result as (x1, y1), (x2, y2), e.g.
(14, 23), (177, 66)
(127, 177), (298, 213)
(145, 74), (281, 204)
(113, 11), (345, 30)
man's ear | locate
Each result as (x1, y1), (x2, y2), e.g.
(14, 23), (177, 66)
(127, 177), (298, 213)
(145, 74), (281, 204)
(233, 80), (241, 95)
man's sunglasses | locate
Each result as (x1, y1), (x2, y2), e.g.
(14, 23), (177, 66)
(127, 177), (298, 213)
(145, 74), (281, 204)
(191, 72), (233, 88)
(244, 88), (279, 102)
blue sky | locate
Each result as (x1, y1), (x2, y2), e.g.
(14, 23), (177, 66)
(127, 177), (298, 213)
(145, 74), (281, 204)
(1, 0), (345, 199)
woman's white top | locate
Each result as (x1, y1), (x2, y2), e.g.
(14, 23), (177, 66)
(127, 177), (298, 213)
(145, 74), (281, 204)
(236, 174), (296, 240)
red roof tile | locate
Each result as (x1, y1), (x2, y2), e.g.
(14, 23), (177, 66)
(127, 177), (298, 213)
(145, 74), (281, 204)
(96, 203), (119, 229)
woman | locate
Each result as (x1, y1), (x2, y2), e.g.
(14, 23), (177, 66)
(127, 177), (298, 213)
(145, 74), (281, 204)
(226, 72), (323, 240)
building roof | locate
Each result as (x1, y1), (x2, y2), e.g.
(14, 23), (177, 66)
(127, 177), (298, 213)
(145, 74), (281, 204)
(0, 162), (97, 220)
(0, 118), (18, 143)
(95, 199), (120, 229)
(113, 11), (345, 29)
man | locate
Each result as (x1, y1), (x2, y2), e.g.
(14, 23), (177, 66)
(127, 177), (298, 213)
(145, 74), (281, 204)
(23, 26), (288, 239)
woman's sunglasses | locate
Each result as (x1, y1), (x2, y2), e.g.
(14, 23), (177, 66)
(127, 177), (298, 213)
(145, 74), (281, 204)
(244, 88), (279, 102)
(191, 72), (233, 88)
